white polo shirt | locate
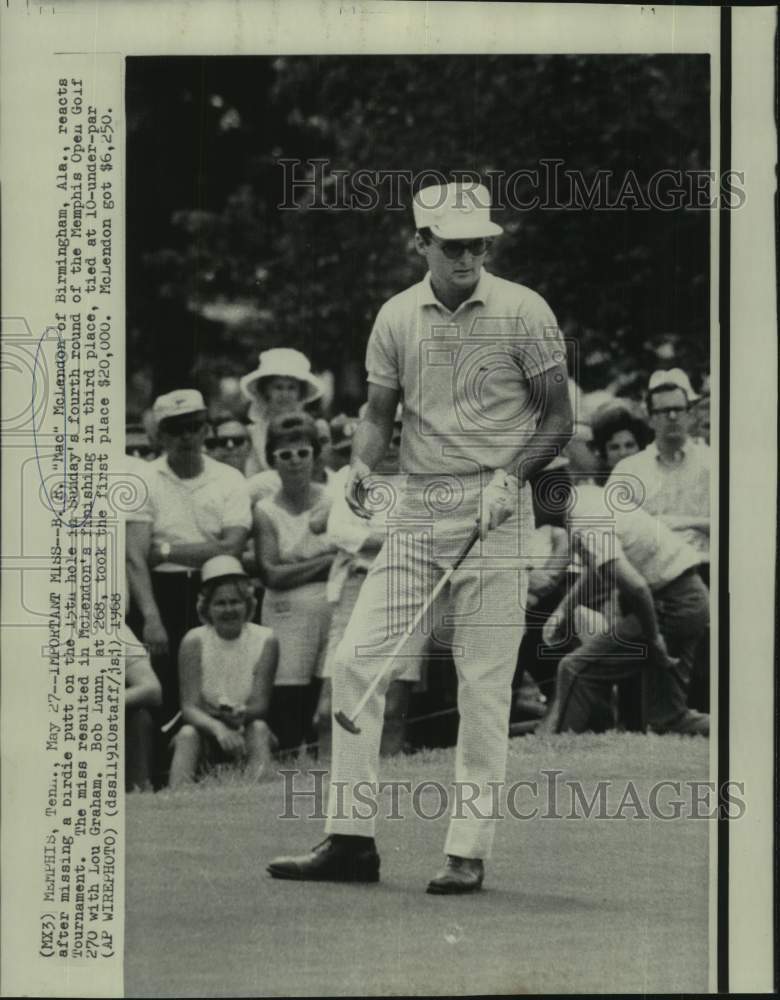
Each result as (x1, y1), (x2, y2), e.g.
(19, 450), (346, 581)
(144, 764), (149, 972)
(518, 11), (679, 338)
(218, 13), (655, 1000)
(607, 439), (710, 558)
(122, 455), (153, 525)
(569, 484), (701, 592)
(366, 269), (565, 475)
(140, 454), (251, 571)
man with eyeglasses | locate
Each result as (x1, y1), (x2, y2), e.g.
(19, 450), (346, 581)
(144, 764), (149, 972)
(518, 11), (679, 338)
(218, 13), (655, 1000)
(268, 180), (572, 893)
(134, 389), (252, 784)
(608, 368), (710, 566)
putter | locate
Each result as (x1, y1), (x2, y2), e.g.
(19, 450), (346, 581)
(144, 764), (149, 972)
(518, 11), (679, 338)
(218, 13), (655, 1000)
(334, 524), (480, 734)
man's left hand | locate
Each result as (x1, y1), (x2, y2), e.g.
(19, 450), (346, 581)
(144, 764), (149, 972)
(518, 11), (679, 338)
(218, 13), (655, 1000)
(477, 470), (516, 541)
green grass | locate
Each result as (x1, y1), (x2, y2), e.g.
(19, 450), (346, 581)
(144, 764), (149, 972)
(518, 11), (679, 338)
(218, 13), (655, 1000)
(125, 733), (710, 996)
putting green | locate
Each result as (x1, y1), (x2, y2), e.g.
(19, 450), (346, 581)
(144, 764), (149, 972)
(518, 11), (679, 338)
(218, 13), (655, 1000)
(126, 732), (710, 996)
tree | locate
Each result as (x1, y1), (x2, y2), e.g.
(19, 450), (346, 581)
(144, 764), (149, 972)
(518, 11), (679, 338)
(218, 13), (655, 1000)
(127, 54), (711, 411)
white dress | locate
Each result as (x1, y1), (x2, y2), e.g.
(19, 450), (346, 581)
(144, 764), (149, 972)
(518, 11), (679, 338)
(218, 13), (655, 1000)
(189, 623), (274, 708)
(257, 496), (334, 685)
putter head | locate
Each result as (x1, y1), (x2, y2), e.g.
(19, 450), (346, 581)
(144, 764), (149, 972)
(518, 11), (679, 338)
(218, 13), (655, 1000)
(334, 710), (361, 735)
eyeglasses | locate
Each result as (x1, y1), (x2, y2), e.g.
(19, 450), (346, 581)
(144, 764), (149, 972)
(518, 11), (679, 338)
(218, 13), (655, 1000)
(125, 444), (158, 458)
(163, 420), (207, 436)
(431, 236), (492, 260)
(273, 446), (313, 462)
(206, 435), (249, 449)
(650, 406), (688, 418)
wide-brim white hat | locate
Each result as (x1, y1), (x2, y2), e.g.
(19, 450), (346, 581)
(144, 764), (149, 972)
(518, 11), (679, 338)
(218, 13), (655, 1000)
(240, 347), (323, 403)
(413, 182), (503, 239)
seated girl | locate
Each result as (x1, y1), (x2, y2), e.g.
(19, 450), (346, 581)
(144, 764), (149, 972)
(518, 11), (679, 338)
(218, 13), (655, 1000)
(169, 555), (278, 787)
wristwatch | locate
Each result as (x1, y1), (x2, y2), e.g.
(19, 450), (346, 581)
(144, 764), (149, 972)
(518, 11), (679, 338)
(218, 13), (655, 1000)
(159, 541), (172, 560)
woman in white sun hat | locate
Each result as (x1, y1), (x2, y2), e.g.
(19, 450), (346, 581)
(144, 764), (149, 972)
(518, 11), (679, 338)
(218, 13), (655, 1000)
(240, 347), (323, 476)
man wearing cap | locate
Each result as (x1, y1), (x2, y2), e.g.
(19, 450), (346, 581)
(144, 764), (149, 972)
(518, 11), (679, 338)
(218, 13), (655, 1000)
(608, 368), (710, 565)
(136, 389), (252, 776)
(268, 180), (572, 892)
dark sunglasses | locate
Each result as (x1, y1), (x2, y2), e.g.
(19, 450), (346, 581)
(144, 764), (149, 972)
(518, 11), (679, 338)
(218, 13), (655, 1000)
(163, 419), (207, 436)
(273, 446), (313, 462)
(206, 435), (249, 449)
(432, 236), (492, 260)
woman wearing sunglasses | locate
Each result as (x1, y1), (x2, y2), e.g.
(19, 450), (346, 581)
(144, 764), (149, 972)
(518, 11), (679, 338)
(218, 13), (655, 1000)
(253, 412), (337, 755)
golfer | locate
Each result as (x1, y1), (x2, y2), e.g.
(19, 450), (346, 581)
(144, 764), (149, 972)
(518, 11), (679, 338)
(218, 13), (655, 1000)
(268, 180), (572, 893)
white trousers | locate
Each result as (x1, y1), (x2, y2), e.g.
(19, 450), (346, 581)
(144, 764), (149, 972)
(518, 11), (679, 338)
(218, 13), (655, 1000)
(325, 474), (531, 859)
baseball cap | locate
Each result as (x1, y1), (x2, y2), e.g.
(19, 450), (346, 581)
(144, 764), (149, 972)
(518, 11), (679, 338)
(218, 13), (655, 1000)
(152, 389), (208, 427)
(413, 182), (503, 239)
(647, 368), (700, 403)
(200, 555), (248, 587)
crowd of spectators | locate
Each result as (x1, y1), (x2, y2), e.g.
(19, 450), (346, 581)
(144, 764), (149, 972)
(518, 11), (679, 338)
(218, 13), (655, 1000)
(123, 348), (712, 791)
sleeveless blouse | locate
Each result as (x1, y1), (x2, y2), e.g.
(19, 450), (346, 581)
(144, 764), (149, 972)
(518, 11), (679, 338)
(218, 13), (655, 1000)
(192, 623), (273, 708)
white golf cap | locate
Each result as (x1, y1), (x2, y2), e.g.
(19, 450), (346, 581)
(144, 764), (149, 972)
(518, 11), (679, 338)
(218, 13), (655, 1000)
(412, 182), (503, 239)
(200, 554), (248, 587)
(240, 347), (323, 403)
(647, 368), (700, 403)
(152, 388), (207, 427)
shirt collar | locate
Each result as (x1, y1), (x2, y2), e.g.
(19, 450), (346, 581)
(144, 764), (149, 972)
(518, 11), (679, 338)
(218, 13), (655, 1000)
(419, 268), (492, 312)
(155, 452), (210, 480)
(650, 439), (691, 465)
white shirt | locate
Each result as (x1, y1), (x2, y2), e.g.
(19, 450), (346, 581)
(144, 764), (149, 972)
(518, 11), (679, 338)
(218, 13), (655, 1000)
(366, 269), (565, 474)
(569, 484), (701, 592)
(608, 439), (710, 558)
(141, 454), (251, 571)
(122, 455), (153, 525)
(190, 623), (273, 709)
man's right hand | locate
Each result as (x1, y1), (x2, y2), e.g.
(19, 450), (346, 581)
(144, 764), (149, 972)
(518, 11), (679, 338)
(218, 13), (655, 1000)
(143, 617), (169, 658)
(345, 458), (372, 519)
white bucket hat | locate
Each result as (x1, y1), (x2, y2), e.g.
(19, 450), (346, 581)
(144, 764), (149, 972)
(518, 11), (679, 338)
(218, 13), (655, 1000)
(239, 348), (323, 404)
(413, 182), (503, 239)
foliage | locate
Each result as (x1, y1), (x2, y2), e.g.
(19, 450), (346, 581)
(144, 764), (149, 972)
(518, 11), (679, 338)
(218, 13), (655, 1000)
(127, 54), (710, 411)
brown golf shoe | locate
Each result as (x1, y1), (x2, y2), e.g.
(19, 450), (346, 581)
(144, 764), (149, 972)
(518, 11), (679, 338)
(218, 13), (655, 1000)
(426, 855), (484, 895)
(267, 836), (380, 883)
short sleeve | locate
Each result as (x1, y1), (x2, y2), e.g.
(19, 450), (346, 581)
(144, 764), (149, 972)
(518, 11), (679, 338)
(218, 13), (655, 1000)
(513, 289), (566, 381)
(221, 472), (252, 530)
(123, 456), (154, 523)
(365, 305), (400, 390)
(571, 523), (625, 572)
